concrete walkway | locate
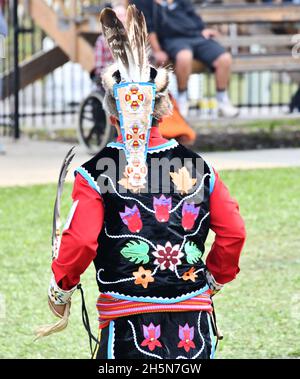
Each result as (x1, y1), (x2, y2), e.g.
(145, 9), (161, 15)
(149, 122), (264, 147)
(0, 138), (299, 187)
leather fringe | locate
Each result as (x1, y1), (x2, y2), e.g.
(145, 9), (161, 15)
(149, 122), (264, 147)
(34, 301), (71, 340)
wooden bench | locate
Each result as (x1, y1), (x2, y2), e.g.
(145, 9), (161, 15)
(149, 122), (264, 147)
(194, 3), (300, 24)
(79, 3), (300, 74)
(192, 53), (299, 74)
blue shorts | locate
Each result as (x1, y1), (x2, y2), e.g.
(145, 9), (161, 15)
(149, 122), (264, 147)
(161, 35), (226, 71)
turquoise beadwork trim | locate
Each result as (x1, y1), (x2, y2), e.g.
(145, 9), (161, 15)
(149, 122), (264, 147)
(75, 167), (101, 194)
(107, 320), (115, 359)
(103, 285), (210, 304)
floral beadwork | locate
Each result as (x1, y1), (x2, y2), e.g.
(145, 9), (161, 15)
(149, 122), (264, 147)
(182, 202), (200, 230)
(178, 323), (196, 352)
(141, 323), (162, 351)
(119, 205), (143, 233)
(48, 275), (76, 305)
(182, 267), (198, 282)
(152, 242), (184, 271)
(49, 287), (63, 304)
(153, 195), (172, 222)
(133, 266), (154, 289)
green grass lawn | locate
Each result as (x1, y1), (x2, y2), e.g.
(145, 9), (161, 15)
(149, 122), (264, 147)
(0, 168), (299, 359)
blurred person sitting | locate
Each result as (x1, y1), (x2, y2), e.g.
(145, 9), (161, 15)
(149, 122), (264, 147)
(130, 0), (238, 118)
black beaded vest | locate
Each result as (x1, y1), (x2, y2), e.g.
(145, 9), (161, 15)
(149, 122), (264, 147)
(76, 139), (214, 302)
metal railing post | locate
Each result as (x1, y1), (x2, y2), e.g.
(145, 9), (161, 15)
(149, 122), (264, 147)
(13, 0), (20, 139)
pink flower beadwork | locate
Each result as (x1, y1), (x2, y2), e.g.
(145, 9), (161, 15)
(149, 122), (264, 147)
(141, 323), (162, 351)
(177, 323), (196, 352)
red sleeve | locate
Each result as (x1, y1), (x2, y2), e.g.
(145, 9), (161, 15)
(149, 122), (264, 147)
(51, 173), (104, 290)
(206, 169), (246, 285)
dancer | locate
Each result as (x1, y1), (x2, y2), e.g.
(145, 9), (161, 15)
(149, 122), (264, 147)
(45, 6), (246, 359)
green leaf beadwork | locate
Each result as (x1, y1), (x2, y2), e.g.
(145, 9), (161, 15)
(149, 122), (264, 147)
(184, 241), (203, 264)
(120, 240), (150, 264)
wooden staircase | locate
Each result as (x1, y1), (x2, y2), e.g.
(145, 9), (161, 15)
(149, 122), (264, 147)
(1, 0), (96, 100)
(29, 0), (95, 72)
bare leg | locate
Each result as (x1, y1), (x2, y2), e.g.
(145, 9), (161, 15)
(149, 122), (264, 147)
(213, 52), (232, 91)
(212, 52), (238, 117)
(175, 49), (193, 116)
(175, 49), (193, 91)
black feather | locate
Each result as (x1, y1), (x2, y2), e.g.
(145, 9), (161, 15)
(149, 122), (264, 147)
(100, 8), (134, 80)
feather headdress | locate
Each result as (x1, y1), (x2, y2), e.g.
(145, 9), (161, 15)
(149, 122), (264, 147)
(100, 5), (172, 190)
(100, 5), (172, 120)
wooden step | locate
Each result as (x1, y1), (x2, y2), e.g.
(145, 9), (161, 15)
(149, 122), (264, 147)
(0, 46), (68, 100)
(29, 0), (95, 72)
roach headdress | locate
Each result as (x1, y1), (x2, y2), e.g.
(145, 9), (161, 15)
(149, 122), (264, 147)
(100, 5), (172, 189)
